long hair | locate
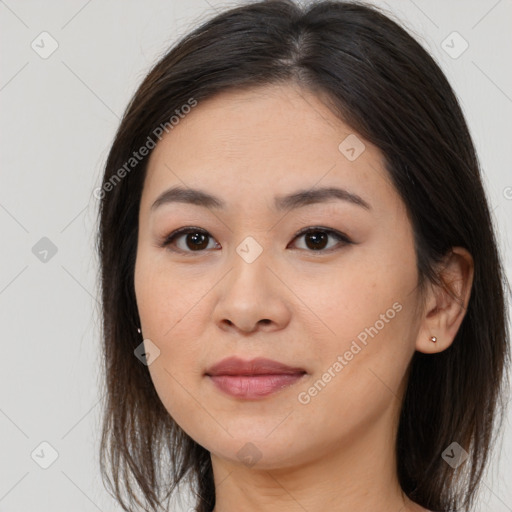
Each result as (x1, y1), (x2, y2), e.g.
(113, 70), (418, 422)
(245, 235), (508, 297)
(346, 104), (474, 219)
(95, 1), (510, 510)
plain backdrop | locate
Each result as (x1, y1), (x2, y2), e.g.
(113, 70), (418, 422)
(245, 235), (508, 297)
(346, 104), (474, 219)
(1, 0), (511, 510)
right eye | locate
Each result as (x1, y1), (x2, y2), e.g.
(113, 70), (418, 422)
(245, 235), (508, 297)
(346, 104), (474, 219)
(160, 227), (220, 255)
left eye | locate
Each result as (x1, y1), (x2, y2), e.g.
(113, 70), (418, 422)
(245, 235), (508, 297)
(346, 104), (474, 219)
(290, 227), (352, 252)
(160, 226), (352, 254)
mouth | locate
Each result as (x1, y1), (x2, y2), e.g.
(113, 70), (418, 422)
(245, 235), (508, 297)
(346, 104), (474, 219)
(205, 356), (307, 400)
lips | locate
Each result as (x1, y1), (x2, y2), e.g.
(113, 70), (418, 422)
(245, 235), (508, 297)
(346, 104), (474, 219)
(205, 357), (307, 399)
(205, 356), (306, 377)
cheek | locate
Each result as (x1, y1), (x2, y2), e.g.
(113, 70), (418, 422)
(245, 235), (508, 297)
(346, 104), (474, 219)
(135, 250), (209, 340)
(134, 251), (214, 373)
(299, 260), (415, 347)
(134, 259), (209, 431)
(146, 355), (210, 445)
(307, 249), (419, 387)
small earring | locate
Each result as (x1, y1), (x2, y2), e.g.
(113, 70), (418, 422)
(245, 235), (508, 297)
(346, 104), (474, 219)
(137, 327), (141, 335)
(430, 336), (437, 343)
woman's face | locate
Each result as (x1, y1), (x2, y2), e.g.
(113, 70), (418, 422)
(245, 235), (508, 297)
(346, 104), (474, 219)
(134, 83), (424, 470)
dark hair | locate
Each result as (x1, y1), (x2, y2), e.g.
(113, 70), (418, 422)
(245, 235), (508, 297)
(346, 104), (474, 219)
(95, 1), (510, 511)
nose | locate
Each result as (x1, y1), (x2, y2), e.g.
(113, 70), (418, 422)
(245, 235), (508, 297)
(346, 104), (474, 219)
(212, 246), (291, 335)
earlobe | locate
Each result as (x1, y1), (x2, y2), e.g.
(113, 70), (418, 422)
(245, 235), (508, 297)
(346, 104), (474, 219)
(415, 247), (474, 354)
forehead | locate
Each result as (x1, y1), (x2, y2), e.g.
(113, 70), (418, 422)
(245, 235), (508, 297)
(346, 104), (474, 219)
(140, 83), (399, 216)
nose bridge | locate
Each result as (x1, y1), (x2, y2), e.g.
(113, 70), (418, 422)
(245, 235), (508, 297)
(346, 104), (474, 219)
(228, 233), (272, 293)
(211, 232), (288, 330)
(210, 213), (295, 332)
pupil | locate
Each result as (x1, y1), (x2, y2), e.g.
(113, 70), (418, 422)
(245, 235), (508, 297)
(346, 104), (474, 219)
(188, 232), (208, 250)
(306, 231), (327, 250)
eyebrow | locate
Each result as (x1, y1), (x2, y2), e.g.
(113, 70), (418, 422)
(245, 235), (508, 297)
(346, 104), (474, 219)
(150, 185), (371, 212)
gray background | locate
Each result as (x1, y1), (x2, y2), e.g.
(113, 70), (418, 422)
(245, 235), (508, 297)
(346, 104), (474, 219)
(1, 0), (511, 510)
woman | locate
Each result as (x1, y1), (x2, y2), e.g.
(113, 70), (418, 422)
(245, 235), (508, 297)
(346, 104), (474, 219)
(95, 1), (510, 511)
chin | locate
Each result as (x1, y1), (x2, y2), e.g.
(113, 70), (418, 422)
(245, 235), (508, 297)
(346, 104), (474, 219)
(197, 425), (317, 471)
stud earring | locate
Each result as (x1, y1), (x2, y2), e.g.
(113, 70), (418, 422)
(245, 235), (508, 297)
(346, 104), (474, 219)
(430, 336), (437, 343)
(137, 327), (142, 335)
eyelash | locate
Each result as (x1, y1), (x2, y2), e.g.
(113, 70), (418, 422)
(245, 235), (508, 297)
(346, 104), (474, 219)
(159, 226), (353, 256)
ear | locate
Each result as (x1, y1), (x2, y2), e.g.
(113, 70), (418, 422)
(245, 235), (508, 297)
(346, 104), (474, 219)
(415, 247), (474, 354)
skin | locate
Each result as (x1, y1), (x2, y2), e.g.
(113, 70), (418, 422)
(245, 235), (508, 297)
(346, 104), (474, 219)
(134, 82), (474, 512)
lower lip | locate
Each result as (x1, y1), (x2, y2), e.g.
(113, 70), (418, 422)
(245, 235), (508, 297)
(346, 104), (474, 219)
(207, 373), (306, 399)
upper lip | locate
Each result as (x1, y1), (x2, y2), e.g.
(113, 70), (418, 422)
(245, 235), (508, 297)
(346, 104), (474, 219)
(205, 357), (306, 376)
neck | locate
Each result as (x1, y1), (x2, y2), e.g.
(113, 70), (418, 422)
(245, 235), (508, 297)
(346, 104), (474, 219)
(210, 403), (421, 512)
